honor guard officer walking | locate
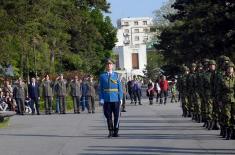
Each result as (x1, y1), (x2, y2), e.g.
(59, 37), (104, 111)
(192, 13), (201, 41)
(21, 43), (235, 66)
(99, 58), (123, 138)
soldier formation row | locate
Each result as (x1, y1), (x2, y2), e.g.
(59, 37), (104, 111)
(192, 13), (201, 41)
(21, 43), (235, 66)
(177, 56), (235, 140)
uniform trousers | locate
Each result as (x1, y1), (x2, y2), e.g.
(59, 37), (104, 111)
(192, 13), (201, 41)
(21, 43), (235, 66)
(103, 102), (121, 131)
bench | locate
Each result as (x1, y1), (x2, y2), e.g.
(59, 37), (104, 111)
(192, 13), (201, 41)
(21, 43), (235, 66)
(0, 111), (16, 122)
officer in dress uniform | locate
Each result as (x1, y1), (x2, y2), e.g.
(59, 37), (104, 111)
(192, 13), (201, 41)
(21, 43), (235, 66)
(69, 75), (81, 114)
(99, 58), (123, 138)
(41, 74), (54, 115)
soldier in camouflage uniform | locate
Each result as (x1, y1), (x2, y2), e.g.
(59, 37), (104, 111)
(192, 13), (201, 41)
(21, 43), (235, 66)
(201, 58), (210, 128)
(216, 56), (231, 136)
(181, 66), (190, 117)
(194, 63), (203, 123)
(207, 60), (217, 130)
(218, 62), (235, 140)
(187, 63), (197, 118)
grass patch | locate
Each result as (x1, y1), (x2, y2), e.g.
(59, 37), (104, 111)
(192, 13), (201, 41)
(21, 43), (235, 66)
(0, 117), (10, 128)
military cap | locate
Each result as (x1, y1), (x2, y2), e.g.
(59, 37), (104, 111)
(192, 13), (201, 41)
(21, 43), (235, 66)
(191, 63), (197, 67)
(183, 66), (189, 72)
(203, 58), (209, 63)
(209, 60), (216, 65)
(197, 63), (203, 67)
(105, 58), (114, 64)
(223, 56), (230, 62)
(225, 62), (235, 68)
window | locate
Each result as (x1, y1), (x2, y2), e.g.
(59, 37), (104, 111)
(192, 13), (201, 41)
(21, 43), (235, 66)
(134, 21), (138, 25)
(132, 53), (139, 69)
(124, 22), (129, 26)
(134, 36), (139, 41)
(134, 29), (139, 33)
(143, 28), (149, 33)
(124, 29), (129, 33)
(143, 21), (147, 25)
(143, 36), (148, 42)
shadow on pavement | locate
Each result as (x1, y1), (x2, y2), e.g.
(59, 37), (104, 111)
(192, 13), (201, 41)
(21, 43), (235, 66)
(81, 146), (235, 155)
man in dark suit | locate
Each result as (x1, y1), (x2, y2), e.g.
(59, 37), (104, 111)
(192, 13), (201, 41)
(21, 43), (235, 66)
(28, 77), (40, 115)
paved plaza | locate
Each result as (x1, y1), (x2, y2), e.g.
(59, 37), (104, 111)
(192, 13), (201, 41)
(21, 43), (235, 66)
(0, 99), (235, 155)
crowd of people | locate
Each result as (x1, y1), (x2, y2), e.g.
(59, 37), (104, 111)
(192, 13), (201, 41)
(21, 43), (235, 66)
(0, 74), (97, 115)
(145, 75), (178, 105)
(177, 56), (235, 140)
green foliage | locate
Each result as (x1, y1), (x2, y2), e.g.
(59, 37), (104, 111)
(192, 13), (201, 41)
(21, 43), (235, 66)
(155, 0), (235, 65)
(0, 0), (116, 78)
(144, 50), (165, 79)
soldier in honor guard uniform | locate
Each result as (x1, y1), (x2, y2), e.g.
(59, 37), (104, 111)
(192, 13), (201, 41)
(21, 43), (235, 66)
(69, 75), (81, 114)
(54, 74), (67, 114)
(99, 58), (123, 138)
(13, 78), (28, 115)
(41, 74), (54, 114)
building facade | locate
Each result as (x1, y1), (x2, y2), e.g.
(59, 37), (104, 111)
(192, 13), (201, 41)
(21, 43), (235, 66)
(113, 17), (154, 77)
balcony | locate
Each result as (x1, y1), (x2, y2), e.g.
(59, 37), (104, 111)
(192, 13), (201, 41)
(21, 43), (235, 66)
(123, 33), (130, 37)
(123, 40), (130, 45)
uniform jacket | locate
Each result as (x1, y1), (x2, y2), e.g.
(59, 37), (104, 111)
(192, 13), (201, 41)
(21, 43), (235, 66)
(41, 80), (53, 97)
(54, 80), (67, 97)
(218, 74), (235, 103)
(13, 83), (27, 99)
(69, 81), (81, 97)
(99, 71), (123, 102)
(87, 81), (96, 97)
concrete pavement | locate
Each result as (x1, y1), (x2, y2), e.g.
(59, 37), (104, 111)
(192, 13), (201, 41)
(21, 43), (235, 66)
(0, 99), (235, 155)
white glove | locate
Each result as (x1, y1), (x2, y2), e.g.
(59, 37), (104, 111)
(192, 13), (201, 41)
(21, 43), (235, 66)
(99, 99), (104, 106)
(120, 100), (123, 105)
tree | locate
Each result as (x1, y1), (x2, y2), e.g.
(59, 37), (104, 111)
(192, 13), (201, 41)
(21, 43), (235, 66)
(155, 0), (235, 65)
(0, 0), (117, 78)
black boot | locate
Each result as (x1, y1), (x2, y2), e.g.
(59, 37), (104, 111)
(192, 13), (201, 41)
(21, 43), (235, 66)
(208, 121), (213, 130)
(226, 127), (232, 140)
(206, 121), (210, 129)
(197, 115), (202, 123)
(108, 130), (113, 138)
(203, 121), (208, 128)
(113, 128), (119, 137)
(107, 120), (113, 138)
(220, 126), (224, 136)
(222, 126), (226, 138)
(231, 129), (235, 140)
(212, 120), (220, 130)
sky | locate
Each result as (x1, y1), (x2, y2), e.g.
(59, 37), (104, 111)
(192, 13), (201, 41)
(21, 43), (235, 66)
(106, 0), (167, 27)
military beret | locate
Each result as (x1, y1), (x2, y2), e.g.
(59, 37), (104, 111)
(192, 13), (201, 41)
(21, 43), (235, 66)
(209, 60), (216, 65)
(105, 58), (114, 64)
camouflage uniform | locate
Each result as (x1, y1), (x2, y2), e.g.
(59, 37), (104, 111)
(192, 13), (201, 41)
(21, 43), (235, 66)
(216, 56), (231, 136)
(194, 63), (203, 122)
(201, 59), (210, 127)
(181, 66), (190, 117)
(187, 63), (197, 118)
(218, 62), (235, 140)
